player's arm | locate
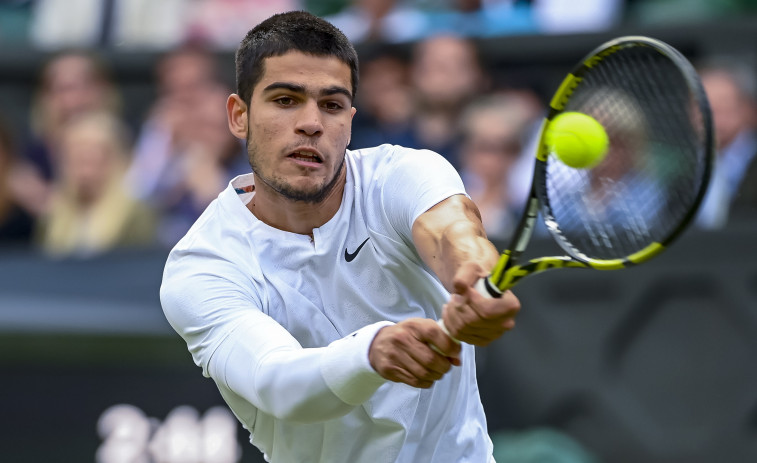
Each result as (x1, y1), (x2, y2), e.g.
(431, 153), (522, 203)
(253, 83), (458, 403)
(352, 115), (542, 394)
(411, 194), (521, 346)
(161, 257), (390, 424)
(161, 252), (461, 422)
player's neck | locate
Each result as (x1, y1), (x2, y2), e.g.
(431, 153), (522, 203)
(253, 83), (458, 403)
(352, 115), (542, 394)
(246, 172), (346, 236)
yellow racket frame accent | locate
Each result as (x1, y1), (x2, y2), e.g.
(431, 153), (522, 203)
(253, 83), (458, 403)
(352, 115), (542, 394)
(476, 36), (713, 298)
(488, 241), (668, 292)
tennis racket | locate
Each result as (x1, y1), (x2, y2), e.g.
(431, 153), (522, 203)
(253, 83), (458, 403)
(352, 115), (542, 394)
(475, 35), (714, 298)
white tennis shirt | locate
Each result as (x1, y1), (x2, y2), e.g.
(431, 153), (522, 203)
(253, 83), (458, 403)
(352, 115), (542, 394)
(161, 144), (495, 462)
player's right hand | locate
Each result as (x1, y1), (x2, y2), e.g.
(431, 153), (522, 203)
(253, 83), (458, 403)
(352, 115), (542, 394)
(442, 261), (521, 346)
(368, 318), (461, 389)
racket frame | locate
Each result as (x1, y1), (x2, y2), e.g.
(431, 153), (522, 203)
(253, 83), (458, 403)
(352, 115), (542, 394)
(482, 36), (715, 296)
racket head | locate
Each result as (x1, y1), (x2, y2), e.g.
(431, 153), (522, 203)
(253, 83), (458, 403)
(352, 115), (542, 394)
(533, 36), (714, 269)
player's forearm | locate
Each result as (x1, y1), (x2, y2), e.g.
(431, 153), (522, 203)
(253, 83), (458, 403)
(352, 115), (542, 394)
(162, 267), (389, 424)
(436, 221), (498, 291)
(212, 320), (390, 423)
(413, 196), (498, 292)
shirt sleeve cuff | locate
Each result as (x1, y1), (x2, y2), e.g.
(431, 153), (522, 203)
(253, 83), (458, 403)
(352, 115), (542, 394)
(320, 321), (394, 405)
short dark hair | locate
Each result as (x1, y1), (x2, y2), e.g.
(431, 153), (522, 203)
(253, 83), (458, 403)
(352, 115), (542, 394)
(235, 11), (359, 106)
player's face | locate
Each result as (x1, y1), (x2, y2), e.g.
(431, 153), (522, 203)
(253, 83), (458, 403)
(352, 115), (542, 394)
(240, 51), (356, 204)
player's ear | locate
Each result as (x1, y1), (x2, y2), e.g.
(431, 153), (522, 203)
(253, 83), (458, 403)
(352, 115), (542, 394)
(347, 107), (357, 146)
(227, 94), (248, 140)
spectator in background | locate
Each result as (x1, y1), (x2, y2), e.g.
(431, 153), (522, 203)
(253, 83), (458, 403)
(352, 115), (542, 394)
(126, 45), (248, 247)
(184, 0), (301, 49)
(457, 93), (534, 241)
(30, 0), (115, 48)
(36, 111), (156, 259)
(325, 0), (428, 44)
(20, 51), (121, 217)
(30, 0), (299, 50)
(533, 0), (623, 34)
(349, 49), (416, 149)
(422, 0), (537, 38)
(126, 45), (219, 202)
(0, 117), (35, 246)
(696, 61), (757, 228)
(494, 86), (547, 208)
(406, 33), (489, 169)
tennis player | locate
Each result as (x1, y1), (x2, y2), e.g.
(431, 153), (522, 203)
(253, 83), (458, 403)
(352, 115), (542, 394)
(160, 11), (520, 462)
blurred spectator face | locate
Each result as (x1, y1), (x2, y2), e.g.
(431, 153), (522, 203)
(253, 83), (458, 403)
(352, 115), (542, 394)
(411, 35), (483, 108)
(41, 53), (114, 129)
(157, 48), (217, 103)
(153, 48), (224, 150)
(356, 0), (396, 18)
(701, 70), (755, 150)
(59, 115), (126, 205)
(184, 83), (239, 160)
(462, 108), (522, 184)
(358, 54), (413, 125)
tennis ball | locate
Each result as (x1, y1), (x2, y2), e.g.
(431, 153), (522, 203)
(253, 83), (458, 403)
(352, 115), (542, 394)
(546, 112), (609, 169)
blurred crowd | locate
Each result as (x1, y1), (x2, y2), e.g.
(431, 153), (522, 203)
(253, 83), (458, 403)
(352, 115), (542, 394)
(0, 0), (756, 259)
(0, 0), (625, 49)
(2, 0), (756, 49)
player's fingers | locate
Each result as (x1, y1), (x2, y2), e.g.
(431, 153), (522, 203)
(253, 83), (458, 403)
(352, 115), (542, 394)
(372, 342), (437, 387)
(441, 297), (467, 340)
(394, 348), (448, 383)
(455, 294), (519, 339)
(458, 332), (500, 347)
(384, 365), (434, 389)
(371, 319), (458, 387)
(443, 293), (520, 345)
(409, 321), (460, 373)
(451, 262), (488, 295)
(454, 314), (516, 343)
(410, 343), (455, 377)
(424, 323), (461, 358)
(467, 288), (521, 322)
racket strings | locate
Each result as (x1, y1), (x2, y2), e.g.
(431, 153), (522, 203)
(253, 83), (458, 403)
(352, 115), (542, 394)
(544, 46), (709, 261)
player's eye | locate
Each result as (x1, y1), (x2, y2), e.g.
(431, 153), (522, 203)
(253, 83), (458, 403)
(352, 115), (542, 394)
(322, 101), (344, 112)
(274, 96), (296, 106)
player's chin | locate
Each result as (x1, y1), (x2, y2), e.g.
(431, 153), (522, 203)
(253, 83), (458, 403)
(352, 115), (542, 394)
(280, 179), (331, 203)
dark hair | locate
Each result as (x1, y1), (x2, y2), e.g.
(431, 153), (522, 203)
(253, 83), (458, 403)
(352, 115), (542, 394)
(235, 11), (359, 106)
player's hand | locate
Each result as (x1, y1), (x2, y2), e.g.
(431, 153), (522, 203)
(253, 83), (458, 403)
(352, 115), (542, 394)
(368, 318), (461, 389)
(441, 262), (521, 346)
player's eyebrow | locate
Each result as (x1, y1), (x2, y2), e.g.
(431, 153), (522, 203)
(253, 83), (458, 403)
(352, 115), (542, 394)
(263, 82), (352, 100)
(321, 85), (353, 100)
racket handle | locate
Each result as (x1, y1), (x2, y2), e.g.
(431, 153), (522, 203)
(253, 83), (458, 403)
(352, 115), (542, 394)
(437, 319), (460, 344)
(430, 319), (460, 356)
(474, 277), (503, 299)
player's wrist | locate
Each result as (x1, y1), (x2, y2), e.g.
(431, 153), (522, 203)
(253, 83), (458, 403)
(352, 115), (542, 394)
(321, 321), (394, 405)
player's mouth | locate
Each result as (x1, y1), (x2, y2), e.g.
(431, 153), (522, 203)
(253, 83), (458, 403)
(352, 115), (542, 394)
(288, 149), (323, 166)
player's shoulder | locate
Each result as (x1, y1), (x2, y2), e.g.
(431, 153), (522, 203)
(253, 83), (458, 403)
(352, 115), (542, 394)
(348, 143), (442, 160)
(166, 179), (256, 271)
(347, 144), (451, 177)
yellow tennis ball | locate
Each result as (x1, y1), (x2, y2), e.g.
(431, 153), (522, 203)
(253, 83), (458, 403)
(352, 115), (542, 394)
(546, 112), (609, 169)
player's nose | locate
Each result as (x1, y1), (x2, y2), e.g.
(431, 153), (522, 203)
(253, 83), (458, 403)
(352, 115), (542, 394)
(295, 100), (323, 136)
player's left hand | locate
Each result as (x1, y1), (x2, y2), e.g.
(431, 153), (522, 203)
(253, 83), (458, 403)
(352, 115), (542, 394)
(441, 262), (521, 346)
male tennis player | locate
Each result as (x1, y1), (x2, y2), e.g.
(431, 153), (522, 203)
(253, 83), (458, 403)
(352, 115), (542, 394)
(160, 11), (520, 462)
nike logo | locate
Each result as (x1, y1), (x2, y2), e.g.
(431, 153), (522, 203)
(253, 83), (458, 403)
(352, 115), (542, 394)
(344, 237), (370, 262)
